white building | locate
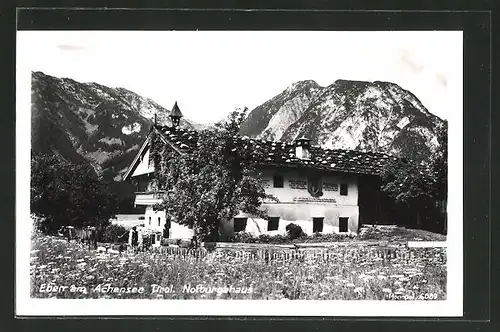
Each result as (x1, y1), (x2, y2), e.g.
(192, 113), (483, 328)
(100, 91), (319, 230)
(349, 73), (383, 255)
(123, 102), (395, 240)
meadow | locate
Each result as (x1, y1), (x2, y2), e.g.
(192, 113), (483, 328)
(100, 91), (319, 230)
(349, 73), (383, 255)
(30, 232), (446, 300)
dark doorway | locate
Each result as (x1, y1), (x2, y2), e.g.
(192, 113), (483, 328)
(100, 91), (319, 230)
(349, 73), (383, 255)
(339, 217), (349, 232)
(233, 217), (248, 232)
(313, 217), (324, 233)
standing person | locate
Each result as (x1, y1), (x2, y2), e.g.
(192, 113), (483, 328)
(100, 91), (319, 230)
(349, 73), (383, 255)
(128, 226), (136, 252)
(89, 226), (97, 250)
(68, 226), (75, 243)
(191, 234), (198, 249)
(65, 226), (72, 243)
(137, 227), (143, 251)
(131, 226), (139, 252)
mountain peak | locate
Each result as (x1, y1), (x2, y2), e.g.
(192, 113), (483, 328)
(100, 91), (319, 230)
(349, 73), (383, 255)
(31, 71), (195, 181)
(286, 80), (320, 92)
(241, 78), (445, 162)
(333, 79), (370, 85)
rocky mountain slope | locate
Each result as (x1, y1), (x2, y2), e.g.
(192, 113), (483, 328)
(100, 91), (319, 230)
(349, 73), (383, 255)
(32, 71), (446, 186)
(240, 79), (446, 162)
(31, 71), (195, 181)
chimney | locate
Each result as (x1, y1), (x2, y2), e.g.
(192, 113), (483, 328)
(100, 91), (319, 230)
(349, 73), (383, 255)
(169, 101), (183, 128)
(294, 136), (311, 159)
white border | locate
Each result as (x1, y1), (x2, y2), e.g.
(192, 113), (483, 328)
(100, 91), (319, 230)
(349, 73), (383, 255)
(15, 31), (463, 317)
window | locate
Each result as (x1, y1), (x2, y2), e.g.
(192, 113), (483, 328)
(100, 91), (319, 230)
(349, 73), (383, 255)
(149, 216), (151, 225)
(267, 217), (280, 231)
(273, 174), (284, 188)
(158, 217), (161, 227)
(339, 217), (349, 233)
(313, 217), (324, 233)
(233, 217), (248, 232)
(340, 183), (348, 196)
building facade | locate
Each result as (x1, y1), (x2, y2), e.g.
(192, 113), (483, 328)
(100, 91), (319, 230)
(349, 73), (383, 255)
(123, 103), (394, 239)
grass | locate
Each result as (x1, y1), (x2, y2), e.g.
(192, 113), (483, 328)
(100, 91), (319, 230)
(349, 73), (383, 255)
(30, 231), (446, 300)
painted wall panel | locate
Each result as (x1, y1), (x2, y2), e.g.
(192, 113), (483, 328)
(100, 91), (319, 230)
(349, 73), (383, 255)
(259, 169), (358, 206)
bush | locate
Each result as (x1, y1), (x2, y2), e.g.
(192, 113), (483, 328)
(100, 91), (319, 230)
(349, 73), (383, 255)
(256, 234), (290, 244)
(228, 227), (355, 244)
(286, 223), (305, 240)
(302, 232), (356, 243)
(229, 232), (291, 244)
(230, 232), (257, 243)
(32, 214), (49, 234)
(100, 224), (128, 243)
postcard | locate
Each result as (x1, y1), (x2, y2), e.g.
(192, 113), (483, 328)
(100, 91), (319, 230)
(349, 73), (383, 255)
(16, 29), (463, 316)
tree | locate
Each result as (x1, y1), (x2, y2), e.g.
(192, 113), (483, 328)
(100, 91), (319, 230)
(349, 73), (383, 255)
(429, 122), (448, 204)
(380, 122), (448, 233)
(152, 109), (274, 242)
(429, 122), (448, 233)
(31, 153), (118, 233)
(380, 159), (435, 228)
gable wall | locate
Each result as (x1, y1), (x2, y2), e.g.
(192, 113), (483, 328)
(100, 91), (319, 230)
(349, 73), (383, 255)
(131, 146), (154, 177)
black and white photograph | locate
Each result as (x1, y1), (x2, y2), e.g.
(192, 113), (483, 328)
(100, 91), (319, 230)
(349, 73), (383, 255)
(16, 30), (463, 316)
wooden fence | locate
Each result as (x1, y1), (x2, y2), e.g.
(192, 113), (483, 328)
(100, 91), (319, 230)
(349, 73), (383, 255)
(156, 243), (446, 264)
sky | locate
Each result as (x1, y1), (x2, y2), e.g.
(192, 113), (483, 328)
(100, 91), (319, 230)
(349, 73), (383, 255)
(17, 31), (462, 124)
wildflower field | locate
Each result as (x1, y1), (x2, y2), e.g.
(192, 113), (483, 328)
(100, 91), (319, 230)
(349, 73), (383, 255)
(30, 232), (446, 300)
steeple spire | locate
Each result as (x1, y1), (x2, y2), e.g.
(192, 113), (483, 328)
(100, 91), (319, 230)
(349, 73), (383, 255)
(170, 101), (183, 128)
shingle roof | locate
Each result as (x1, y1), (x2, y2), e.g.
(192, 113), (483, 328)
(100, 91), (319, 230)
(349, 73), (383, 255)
(155, 125), (199, 153)
(154, 125), (395, 176)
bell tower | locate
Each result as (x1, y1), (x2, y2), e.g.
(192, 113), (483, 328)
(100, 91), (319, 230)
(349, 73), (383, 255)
(170, 101), (183, 128)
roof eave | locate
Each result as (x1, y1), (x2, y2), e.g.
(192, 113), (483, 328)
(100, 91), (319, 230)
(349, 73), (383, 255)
(253, 161), (383, 176)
